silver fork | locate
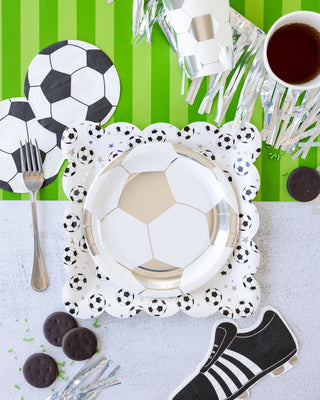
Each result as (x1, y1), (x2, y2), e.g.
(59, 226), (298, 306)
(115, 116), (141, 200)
(20, 139), (49, 291)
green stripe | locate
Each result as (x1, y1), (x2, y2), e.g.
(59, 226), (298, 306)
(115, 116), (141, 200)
(96, 0), (115, 125)
(58, 0), (76, 200)
(301, 0), (320, 11)
(77, 0), (95, 44)
(58, 0), (77, 40)
(188, 79), (207, 124)
(38, 0), (58, 200)
(245, 0), (264, 29)
(113, 0), (132, 123)
(2, 0), (21, 200)
(231, 0), (245, 16)
(151, 25), (170, 123)
(283, 0), (301, 13)
(132, 40), (151, 128)
(169, 50), (188, 127)
(261, 0), (282, 201)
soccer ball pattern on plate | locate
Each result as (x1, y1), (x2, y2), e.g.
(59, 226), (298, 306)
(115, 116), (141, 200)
(61, 121), (261, 319)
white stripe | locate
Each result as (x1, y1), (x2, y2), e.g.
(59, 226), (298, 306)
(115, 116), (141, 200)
(211, 364), (240, 393)
(204, 372), (226, 400)
(224, 349), (262, 375)
(217, 357), (249, 386)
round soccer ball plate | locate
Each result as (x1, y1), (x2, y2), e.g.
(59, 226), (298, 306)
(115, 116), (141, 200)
(83, 142), (239, 298)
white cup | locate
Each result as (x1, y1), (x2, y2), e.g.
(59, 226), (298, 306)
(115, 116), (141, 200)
(263, 11), (320, 90)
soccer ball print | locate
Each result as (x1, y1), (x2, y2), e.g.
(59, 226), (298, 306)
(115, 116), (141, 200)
(88, 293), (106, 314)
(25, 40), (120, 143)
(62, 121), (262, 319)
(177, 294), (195, 311)
(164, 0), (233, 77)
(0, 97), (63, 193)
(116, 289), (134, 306)
(148, 299), (167, 317)
(83, 141), (239, 298)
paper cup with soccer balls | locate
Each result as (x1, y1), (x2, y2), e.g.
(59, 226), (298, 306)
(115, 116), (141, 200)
(163, 0), (234, 78)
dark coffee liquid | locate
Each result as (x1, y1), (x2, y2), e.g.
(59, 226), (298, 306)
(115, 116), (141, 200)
(267, 23), (320, 85)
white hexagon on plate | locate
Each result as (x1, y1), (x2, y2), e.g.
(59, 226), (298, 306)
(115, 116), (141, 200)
(99, 209), (153, 268)
(85, 166), (130, 220)
(211, 0), (230, 22)
(42, 146), (64, 177)
(196, 39), (221, 64)
(0, 116), (27, 153)
(0, 151), (17, 181)
(104, 66), (120, 106)
(52, 97), (88, 126)
(167, 9), (192, 33)
(28, 119), (58, 152)
(51, 45), (86, 75)
(121, 142), (178, 173)
(166, 156), (223, 213)
(71, 68), (104, 105)
(215, 21), (233, 47)
(9, 173), (25, 192)
(177, 33), (198, 56)
(0, 99), (11, 119)
(28, 86), (51, 119)
(27, 54), (52, 86)
(183, 0), (214, 16)
(163, 0), (185, 11)
(149, 204), (210, 268)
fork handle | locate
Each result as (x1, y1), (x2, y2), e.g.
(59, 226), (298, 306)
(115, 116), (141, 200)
(30, 193), (49, 291)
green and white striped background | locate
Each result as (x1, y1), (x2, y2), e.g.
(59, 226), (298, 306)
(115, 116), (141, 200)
(1, 0), (319, 201)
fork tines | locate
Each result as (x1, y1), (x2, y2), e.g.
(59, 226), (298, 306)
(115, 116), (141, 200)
(20, 139), (43, 174)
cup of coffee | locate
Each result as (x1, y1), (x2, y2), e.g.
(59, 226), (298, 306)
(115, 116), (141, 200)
(263, 11), (320, 90)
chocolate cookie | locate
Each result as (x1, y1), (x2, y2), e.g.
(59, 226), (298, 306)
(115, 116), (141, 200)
(23, 353), (58, 388)
(62, 327), (98, 361)
(43, 311), (78, 347)
(287, 166), (320, 202)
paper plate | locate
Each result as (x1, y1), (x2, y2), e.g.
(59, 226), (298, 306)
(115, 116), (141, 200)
(83, 142), (239, 298)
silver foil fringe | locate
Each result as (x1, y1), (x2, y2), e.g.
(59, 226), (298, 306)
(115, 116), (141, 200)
(109, 0), (320, 159)
(47, 355), (121, 400)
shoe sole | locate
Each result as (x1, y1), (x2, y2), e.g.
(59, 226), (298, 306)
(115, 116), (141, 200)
(232, 351), (299, 400)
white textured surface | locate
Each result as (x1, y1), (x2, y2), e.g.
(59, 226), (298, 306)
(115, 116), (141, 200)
(0, 201), (320, 400)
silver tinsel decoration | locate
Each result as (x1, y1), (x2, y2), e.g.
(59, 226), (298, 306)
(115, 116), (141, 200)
(108, 0), (320, 159)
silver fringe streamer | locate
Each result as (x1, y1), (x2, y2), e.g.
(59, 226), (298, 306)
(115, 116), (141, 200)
(47, 356), (121, 400)
(110, 0), (320, 159)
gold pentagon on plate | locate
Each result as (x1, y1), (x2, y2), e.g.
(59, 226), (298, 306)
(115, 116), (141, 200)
(118, 171), (175, 224)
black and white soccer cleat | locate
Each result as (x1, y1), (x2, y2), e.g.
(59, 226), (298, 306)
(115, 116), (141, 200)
(171, 307), (298, 400)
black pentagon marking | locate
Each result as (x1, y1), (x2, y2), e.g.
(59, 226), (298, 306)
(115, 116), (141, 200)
(87, 49), (113, 74)
(41, 70), (71, 103)
(24, 71), (30, 98)
(9, 101), (35, 121)
(86, 97), (112, 122)
(39, 40), (68, 55)
(0, 179), (13, 192)
(12, 145), (46, 172)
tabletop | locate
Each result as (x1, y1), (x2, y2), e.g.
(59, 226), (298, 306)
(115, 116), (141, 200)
(1, 200), (320, 399)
